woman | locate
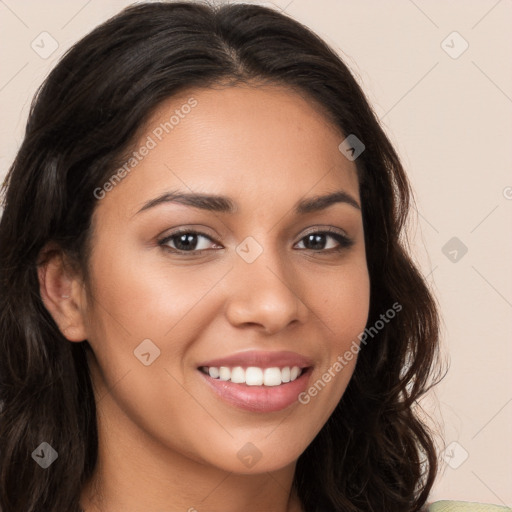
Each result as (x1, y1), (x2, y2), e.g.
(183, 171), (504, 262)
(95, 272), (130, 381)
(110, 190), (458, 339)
(0, 2), (447, 511)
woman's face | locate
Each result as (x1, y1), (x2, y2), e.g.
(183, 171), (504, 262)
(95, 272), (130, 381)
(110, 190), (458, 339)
(82, 84), (370, 474)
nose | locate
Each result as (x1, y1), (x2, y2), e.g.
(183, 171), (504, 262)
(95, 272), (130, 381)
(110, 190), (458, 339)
(223, 244), (309, 335)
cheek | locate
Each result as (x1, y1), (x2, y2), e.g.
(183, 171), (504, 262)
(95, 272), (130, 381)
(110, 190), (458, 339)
(300, 261), (370, 410)
(315, 261), (371, 345)
(85, 240), (230, 343)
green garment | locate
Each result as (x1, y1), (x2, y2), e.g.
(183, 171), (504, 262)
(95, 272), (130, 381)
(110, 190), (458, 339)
(428, 501), (512, 512)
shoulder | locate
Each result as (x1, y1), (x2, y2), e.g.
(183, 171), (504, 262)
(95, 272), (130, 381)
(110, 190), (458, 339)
(427, 501), (512, 512)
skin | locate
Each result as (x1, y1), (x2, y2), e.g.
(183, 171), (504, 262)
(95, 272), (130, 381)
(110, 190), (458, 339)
(38, 83), (370, 512)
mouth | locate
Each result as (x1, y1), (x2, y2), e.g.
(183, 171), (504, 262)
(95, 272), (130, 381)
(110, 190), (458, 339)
(196, 351), (314, 413)
(198, 365), (306, 386)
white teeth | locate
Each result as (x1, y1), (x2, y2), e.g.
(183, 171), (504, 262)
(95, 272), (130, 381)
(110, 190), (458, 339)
(263, 367), (282, 386)
(219, 366), (231, 381)
(202, 365), (304, 386)
(245, 367), (263, 386)
(230, 366), (245, 384)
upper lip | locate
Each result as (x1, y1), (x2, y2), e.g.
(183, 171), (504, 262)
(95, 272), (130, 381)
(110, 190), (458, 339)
(197, 350), (314, 369)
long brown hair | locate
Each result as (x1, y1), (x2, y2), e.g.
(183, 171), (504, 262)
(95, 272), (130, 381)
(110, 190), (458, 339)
(0, 2), (443, 511)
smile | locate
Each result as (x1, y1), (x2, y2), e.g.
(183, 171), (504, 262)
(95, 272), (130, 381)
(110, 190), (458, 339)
(199, 365), (304, 386)
(196, 351), (314, 412)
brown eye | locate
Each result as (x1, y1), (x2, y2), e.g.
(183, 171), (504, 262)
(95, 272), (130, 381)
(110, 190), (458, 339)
(158, 230), (219, 253)
(295, 231), (354, 252)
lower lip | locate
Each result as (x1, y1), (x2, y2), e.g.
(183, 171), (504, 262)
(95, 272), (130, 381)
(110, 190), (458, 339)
(199, 368), (312, 413)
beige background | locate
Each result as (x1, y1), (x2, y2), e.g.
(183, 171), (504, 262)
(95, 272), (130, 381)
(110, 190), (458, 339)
(1, 0), (511, 506)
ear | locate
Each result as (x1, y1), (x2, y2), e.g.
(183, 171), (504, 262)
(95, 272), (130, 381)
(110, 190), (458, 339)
(37, 244), (88, 342)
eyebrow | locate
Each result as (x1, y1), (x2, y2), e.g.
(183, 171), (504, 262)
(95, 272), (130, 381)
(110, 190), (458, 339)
(135, 189), (361, 216)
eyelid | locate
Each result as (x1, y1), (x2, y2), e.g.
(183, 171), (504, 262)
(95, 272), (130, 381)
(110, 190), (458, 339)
(157, 224), (218, 242)
(299, 225), (349, 239)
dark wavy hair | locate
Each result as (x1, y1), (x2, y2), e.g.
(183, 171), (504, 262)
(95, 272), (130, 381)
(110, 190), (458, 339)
(0, 2), (443, 511)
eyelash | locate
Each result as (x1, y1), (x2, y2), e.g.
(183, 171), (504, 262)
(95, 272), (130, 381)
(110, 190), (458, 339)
(157, 227), (354, 255)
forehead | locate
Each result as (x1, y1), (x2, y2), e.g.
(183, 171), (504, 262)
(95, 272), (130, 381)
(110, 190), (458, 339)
(95, 84), (360, 217)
